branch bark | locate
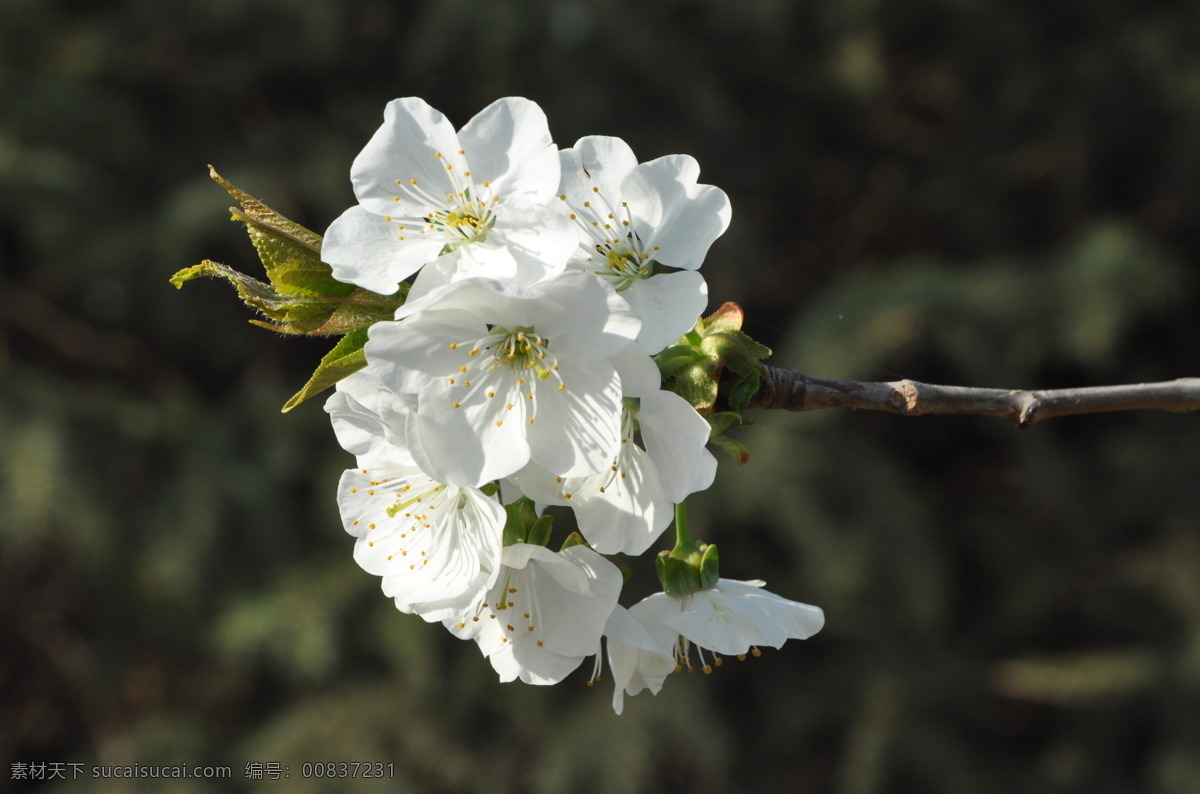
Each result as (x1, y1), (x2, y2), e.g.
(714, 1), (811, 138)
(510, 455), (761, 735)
(749, 366), (1200, 428)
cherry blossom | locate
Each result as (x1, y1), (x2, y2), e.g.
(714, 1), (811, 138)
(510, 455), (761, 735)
(362, 274), (640, 487)
(558, 135), (731, 353)
(446, 543), (624, 685)
(608, 579), (825, 713)
(322, 97), (575, 297)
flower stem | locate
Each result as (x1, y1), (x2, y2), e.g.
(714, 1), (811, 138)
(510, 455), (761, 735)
(672, 501), (694, 557)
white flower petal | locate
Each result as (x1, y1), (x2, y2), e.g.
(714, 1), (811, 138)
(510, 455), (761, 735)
(637, 390), (717, 503)
(623, 269), (709, 354)
(324, 377), (415, 468)
(603, 605), (675, 715)
(406, 245), (519, 302)
(412, 374), (533, 487)
(559, 136), (639, 206)
(364, 311), (491, 395)
(456, 97), (560, 204)
(322, 206), (443, 294)
(445, 544), (623, 685)
(666, 580), (825, 656)
(488, 203), (577, 286)
(533, 273), (640, 357)
(338, 467), (504, 617)
(610, 348), (662, 398)
(566, 440), (672, 555)
(351, 97), (467, 217)
(527, 360), (622, 477)
(606, 595), (685, 714)
(621, 154), (731, 271)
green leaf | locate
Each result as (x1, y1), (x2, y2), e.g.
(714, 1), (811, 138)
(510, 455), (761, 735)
(707, 432), (751, 465)
(700, 301), (747, 335)
(209, 166), (353, 298)
(728, 370), (762, 413)
(676, 362), (719, 412)
(170, 260), (296, 321)
(281, 328), (370, 412)
(654, 344), (706, 379)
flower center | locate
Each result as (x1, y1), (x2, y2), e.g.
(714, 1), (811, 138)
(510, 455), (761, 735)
(386, 149), (500, 250)
(442, 327), (566, 421)
(489, 326), (554, 378)
(426, 202), (494, 251)
(462, 570), (544, 648)
(560, 185), (661, 291)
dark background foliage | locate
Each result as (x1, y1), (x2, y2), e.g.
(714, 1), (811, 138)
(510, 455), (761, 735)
(2, 1), (1199, 791)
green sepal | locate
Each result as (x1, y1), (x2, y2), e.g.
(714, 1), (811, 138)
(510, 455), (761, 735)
(705, 411), (752, 464)
(700, 330), (772, 378)
(502, 501), (530, 546)
(675, 360), (720, 412)
(654, 343), (706, 380)
(516, 496), (539, 530)
(727, 370), (762, 413)
(526, 515), (555, 548)
(699, 302), (746, 335)
(655, 302), (771, 416)
(281, 328), (368, 413)
(479, 483), (500, 497)
(699, 543), (720, 590)
(656, 552), (703, 596)
(559, 531), (588, 551)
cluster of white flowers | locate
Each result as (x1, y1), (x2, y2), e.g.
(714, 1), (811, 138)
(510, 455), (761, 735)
(321, 97), (823, 712)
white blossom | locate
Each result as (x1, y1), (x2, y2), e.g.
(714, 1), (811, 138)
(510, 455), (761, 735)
(327, 370), (505, 621)
(322, 97), (575, 297)
(362, 274), (640, 487)
(558, 135), (731, 353)
(446, 543), (624, 685)
(511, 351), (717, 555)
(608, 579), (825, 713)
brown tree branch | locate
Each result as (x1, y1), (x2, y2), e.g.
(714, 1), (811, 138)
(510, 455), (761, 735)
(749, 366), (1200, 428)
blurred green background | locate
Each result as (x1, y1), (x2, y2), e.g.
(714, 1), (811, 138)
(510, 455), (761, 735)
(2, 1), (1199, 792)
